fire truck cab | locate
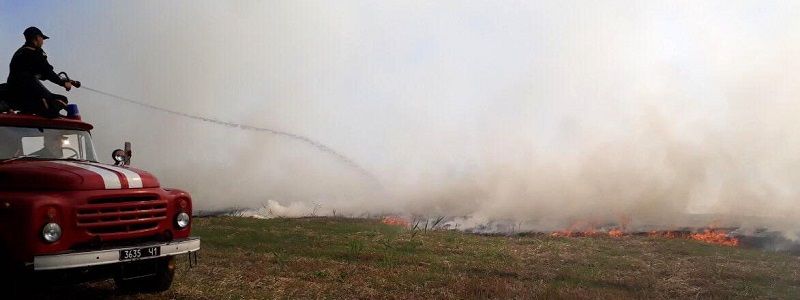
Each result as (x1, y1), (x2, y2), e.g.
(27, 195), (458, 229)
(0, 107), (199, 293)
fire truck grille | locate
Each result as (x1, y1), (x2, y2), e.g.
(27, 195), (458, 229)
(77, 195), (168, 235)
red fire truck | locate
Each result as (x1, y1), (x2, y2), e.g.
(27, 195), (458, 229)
(0, 107), (200, 293)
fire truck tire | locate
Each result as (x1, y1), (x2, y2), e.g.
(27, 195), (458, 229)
(0, 250), (29, 297)
(114, 256), (175, 293)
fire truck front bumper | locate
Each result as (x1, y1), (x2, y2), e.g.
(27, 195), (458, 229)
(32, 238), (200, 271)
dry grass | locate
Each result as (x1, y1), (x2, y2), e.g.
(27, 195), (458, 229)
(30, 217), (800, 299)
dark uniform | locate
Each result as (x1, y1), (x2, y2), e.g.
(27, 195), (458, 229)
(6, 28), (69, 118)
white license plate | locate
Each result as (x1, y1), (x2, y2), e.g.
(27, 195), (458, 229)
(119, 246), (160, 261)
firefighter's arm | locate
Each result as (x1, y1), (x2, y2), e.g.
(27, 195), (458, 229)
(37, 54), (68, 89)
(44, 67), (67, 88)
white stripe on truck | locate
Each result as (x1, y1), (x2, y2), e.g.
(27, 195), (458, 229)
(52, 161), (122, 189)
(84, 162), (144, 188)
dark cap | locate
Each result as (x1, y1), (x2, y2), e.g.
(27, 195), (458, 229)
(23, 26), (49, 40)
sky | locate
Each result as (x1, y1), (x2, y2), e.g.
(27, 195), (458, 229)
(2, 1), (800, 234)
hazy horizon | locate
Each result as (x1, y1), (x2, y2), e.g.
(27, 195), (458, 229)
(2, 1), (800, 237)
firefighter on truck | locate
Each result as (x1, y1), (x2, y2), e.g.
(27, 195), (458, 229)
(3, 27), (79, 117)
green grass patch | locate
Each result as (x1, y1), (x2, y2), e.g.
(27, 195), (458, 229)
(31, 216), (800, 299)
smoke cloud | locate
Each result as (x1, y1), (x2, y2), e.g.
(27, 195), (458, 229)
(2, 1), (800, 236)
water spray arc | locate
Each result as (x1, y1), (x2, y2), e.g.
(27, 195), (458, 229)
(80, 86), (382, 188)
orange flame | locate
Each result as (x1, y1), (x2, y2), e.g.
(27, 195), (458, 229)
(689, 229), (739, 247)
(550, 221), (739, 247)
(608, 228), (624, 238)
(550, 221), (601, 237)
(550, 230), (573, 237)
(381, 216), (410, 228)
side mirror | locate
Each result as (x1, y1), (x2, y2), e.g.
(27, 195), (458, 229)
(112, 142), (132, 166)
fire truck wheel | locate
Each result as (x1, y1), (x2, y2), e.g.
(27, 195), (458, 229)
(0, 251), (29, 297)
(114, 256), (175, 293)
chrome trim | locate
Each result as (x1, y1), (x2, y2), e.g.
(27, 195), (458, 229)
(33, 237), (200, 271)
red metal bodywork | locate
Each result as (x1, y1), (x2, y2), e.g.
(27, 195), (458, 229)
(0, 113), (92, 131)
(0, 114), (193, 268)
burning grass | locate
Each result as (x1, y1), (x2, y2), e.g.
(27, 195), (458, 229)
(381, 215), (411, 227)
(29, 217), (800, 299)
(689, 229), (740, 247)
(551, 226), (740, 247)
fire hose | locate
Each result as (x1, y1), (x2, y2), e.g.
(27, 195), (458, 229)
(76, 84), (381, 188)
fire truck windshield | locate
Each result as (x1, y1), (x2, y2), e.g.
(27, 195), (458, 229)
(0, 126), (98, 161)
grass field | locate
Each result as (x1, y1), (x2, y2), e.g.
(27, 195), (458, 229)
(35, 216), (800, 299)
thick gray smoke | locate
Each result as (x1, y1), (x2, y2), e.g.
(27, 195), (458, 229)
(2, 1), (800, 237)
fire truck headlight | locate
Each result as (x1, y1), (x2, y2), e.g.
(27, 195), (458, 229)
(176, 212), (190, 229)
(42, 223), (62, 243)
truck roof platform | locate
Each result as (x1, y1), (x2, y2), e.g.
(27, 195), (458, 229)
(0, 112), (93, 131)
